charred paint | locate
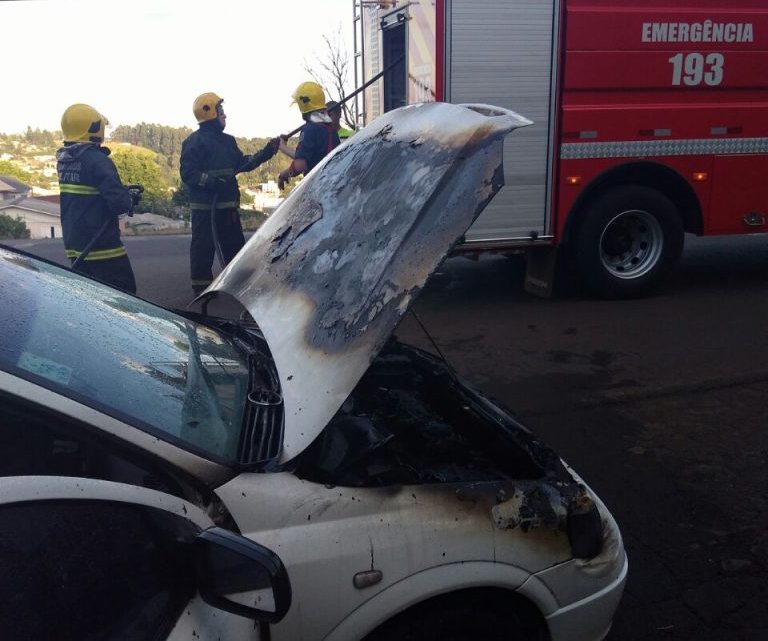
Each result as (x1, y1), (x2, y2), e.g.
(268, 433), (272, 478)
(260, 123), (500, 353)
(493, 482), (569, 532)
(293, 338), (600, 551)
(268, 197), (325, 264)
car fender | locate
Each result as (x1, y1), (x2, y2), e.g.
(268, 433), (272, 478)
(320, 561), (559, 641)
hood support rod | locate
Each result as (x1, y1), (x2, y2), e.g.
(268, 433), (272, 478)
(409, 309), (448, 365)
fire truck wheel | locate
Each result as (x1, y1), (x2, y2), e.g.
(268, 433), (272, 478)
(575, 185), (684, 298)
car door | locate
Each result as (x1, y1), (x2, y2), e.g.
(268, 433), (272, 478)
(0, 476), (281, 641)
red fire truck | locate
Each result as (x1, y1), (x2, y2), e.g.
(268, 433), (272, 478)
(352, 0), (768, 298)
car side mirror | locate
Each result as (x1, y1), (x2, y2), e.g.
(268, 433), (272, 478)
(194, 527), (292, 623)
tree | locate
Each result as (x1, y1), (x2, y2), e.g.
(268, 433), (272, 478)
(110, 124), (282, 188)
(24, 127), (55, 148)
(111, 123), (193, 172)
(1, 158), (55, 190)
(109, 147), (170, 215)
(237, 137), (288, 186)
(0, 214), (30, 239)
(0, 160), (34, 185)
(303, 26), (356, 129)
(240, 210), (268, 232)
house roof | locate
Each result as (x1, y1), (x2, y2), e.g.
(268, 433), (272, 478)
(0, 175), (31, 193)
(0, 197), (60, 218)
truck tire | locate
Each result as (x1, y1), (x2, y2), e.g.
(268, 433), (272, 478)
(574, 185), (684, 298)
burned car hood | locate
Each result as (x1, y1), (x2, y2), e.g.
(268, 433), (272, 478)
(206, 102), (531, 463)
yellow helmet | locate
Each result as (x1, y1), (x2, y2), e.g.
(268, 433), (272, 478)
(292, 81), (327, 114)
(193, 92), (223, 123)
(61, 104), (108, 143)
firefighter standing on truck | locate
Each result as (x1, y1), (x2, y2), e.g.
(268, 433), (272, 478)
(56, 103), (137, 293)
(180, 92), (279, 293)
(325, 100), (355, 141)
(278, 82), (340, 190)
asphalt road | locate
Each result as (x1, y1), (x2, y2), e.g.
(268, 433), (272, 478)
(8, 232), (768, 640)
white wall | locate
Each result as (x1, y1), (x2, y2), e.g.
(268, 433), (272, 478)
(1, 206), (62, 239)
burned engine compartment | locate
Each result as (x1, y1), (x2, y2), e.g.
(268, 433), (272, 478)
(294, 339), (570, 488)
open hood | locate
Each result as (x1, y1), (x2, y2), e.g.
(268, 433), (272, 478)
(206, 102), (531, 463)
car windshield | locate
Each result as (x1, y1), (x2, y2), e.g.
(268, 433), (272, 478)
(0, 248), (251, 463)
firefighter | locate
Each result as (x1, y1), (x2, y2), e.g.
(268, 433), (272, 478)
(278, 82), (340, 190)
(325, 100), (355, 141)
(56, 103), (137, 293)
(180, 92), (279, 293)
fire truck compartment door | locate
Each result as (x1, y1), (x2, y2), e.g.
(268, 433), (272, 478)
(447, 0), (558, 243)
(709, 155), (768, 234)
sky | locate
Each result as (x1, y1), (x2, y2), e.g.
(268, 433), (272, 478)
(1, 0), (356, 139)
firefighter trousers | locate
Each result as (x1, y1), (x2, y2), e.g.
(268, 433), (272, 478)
(71, 254), (137, 294)
(190, 207), (245, 289)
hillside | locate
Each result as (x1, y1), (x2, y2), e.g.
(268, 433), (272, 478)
(0, 125), (294, 215)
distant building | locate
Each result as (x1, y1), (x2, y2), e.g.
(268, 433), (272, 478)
(0, 196), (62, 239)
(260, 180), (281, 196)
(245, 180), (284, 215)
(0, 175), (31, 202)
(33, 194), (61, 204)
(0, 175), (61, 238)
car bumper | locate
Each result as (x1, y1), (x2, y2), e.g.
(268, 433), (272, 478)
(544, 551), (628, 641)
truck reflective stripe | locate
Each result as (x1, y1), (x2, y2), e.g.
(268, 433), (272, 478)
(560, 137), (768, 160)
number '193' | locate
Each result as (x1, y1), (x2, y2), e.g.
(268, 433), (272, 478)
(668, 52), (724, 86)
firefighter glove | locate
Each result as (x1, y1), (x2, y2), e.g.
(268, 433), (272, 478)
(126, 184), (144, 215)
(266, 137), (280, 156)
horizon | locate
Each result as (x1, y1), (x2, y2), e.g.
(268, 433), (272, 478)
(0, 122), (279, 143)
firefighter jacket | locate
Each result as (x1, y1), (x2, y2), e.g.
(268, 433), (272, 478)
(56, 143), (132, 262)
(180, 120), (276, 211)
(295, 121), (340, 173)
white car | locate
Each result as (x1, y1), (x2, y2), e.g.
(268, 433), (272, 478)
(0, 102), (626, 641)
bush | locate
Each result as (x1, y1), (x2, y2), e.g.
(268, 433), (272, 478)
(240, 210), (268, 231)
(0, 214), (30, 239)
